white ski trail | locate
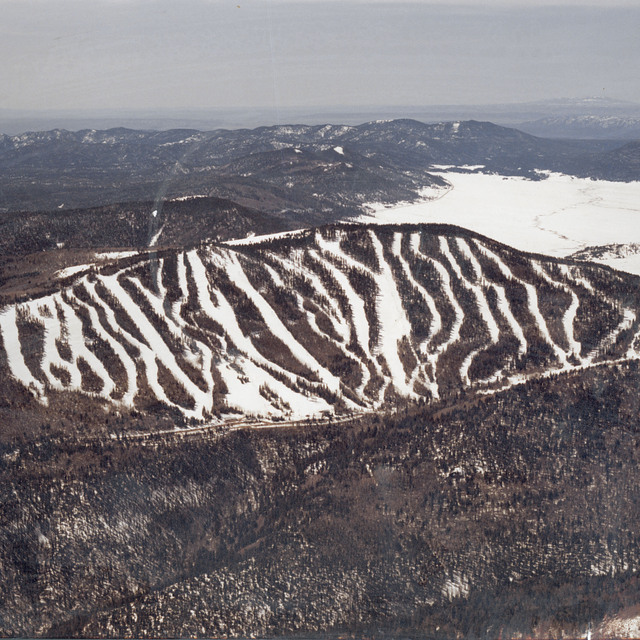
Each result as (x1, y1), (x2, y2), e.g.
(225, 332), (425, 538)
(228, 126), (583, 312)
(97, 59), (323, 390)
(55, 296), (116, 398)
(280, 250), (351, 343)
(100, 273), (212, 417)
(27, 296), (77, 391)
(263, 254), (369, 402)
(453, 238), (500, 343)
(70, 282), (138, 405)
(492, 284), (527, 357)
(369, 230), (415, 397)
(221, 249), (341, 394)
(410, 234), (464, 372)
(393, 232), (441, 351)
(313, 232), (387, 404)
(312, 236), (373, 360)
(467, 240), (527, 357)
(132, 272), (215, 396)
(477, 243), (569, 368)
(392, 232), (440, 398)
(440, 237), (499, 384)
(0, 306), (45, 395)
(188, 249), (335, 417)
(559, 264), (636, 362)
(532, 261), (582, 361)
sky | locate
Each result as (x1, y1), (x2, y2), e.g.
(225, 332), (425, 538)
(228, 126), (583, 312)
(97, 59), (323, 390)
(2, 0), (640, 113)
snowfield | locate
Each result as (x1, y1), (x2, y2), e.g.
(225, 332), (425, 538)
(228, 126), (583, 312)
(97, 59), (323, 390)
(357, 172), (640, 275)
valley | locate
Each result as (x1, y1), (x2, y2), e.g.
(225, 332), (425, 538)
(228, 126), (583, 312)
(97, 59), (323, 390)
(358, 171), (640, 275)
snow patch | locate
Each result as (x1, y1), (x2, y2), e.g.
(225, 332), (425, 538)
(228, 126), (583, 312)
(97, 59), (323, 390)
(224, 228), (307, 247)
(170, 195), (208, 202)
(149, 224), (164, 247)
(95, 251), (139, 261)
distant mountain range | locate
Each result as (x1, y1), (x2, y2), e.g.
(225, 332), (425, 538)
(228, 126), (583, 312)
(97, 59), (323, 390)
(0, 119), (637, 216)
(2, 96), (640, 136)
(518, 115), (640, 140)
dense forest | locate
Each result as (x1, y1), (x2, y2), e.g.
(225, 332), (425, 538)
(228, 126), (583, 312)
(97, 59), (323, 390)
(1, 360), (639, 638)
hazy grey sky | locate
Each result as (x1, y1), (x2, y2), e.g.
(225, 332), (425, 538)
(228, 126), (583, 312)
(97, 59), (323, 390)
(2, 0), (640, 112)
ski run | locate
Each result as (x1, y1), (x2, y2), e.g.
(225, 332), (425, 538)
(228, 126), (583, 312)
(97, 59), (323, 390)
(1, 226), (639, 422)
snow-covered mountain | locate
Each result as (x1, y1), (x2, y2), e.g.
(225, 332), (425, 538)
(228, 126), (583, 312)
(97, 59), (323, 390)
(2, 224), (638, 424)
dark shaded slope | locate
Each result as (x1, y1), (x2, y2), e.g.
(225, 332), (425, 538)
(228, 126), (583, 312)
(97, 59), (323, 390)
(341, 119), (619, 177)
(585, 141), (640, 181)
(0, 124), (444, 214)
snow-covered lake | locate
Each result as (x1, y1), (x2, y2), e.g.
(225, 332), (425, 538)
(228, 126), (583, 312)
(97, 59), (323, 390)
(356, 172), (640, 275)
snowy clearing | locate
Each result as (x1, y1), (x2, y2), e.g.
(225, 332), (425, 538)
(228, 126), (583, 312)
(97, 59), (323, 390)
(55, 264), (94, 279)
(95, 251), (139, 260)
(224, 228), (308, 246)
(169, 195), (208, 202)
